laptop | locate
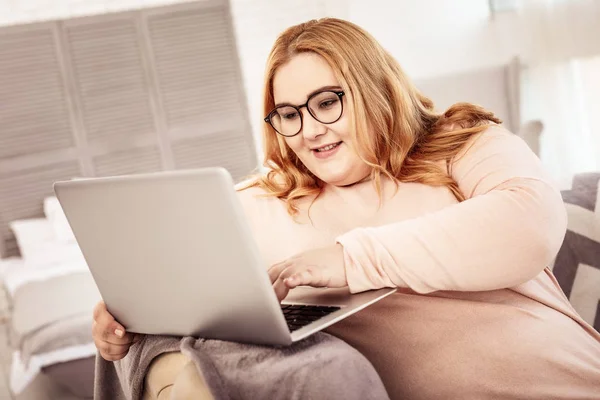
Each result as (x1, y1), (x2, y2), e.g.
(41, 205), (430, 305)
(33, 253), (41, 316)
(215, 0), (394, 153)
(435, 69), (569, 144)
(53, 168), (396, 346)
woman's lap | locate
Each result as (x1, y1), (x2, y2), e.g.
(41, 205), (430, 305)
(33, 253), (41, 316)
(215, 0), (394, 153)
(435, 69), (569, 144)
(139, 333), (388, 400)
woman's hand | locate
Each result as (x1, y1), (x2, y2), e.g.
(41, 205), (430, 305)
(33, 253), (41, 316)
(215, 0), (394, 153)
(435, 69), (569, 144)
(268, 243), (348, 301)
(92, 301), (141, 361)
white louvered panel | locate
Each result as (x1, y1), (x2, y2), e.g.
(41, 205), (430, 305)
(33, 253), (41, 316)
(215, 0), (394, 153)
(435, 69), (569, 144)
(147, 6), (245, 131)
(0, 26), (75, 160)
(171, 131), (256, 181)
(0, 162), (82, 257)
(65, 18), (156, 144)
(93, 146), (162, 177)
(161, 82), (239, 126)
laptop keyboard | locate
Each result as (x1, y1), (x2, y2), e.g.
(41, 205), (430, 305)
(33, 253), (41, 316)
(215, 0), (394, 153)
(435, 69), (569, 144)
(280, 304), (341, 332)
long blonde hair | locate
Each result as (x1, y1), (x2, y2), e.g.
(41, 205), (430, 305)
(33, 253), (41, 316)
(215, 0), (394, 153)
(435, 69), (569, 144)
(245, 18), (501, 215)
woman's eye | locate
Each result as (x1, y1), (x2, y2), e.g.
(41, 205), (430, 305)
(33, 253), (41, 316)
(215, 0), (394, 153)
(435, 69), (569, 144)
(283, 112), (299, 120)
(319, 100), (336, 109)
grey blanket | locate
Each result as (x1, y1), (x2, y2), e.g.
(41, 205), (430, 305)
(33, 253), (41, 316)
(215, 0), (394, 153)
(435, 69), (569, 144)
(94, 332), (390, 400)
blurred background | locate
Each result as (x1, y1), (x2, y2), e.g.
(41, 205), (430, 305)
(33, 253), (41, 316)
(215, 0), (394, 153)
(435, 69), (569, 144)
(0, 0), (599, 399)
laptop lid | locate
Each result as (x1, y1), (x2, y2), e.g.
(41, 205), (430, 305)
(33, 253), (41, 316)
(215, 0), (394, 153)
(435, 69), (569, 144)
(54, 168), (292, 346)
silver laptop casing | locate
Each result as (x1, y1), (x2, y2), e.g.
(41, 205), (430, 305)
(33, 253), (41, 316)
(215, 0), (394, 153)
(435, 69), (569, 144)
(54, 168), (395, 346)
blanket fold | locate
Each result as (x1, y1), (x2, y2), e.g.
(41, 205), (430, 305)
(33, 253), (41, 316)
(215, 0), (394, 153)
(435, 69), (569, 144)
(94, 332), (390, 400)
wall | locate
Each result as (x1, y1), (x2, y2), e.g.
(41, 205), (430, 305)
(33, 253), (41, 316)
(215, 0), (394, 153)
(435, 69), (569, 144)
(229, 0), (519, 156)
(0, 0), (518, 157)
(227, 0), (349, 155)
(0, 0), (196, 23)
(350, 0), (518, 79)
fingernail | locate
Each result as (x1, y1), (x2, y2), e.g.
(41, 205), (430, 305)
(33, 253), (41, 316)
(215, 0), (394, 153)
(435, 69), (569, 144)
(114, 329), (124, 338)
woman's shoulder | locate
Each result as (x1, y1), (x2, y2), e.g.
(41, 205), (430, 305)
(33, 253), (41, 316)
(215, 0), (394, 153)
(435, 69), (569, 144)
(235, 176), (270, 198)
(234, 175), (287, 215)
(451, 123), (533, 166)
(459, 122), (516, 146)
(484, 123), (524, 142)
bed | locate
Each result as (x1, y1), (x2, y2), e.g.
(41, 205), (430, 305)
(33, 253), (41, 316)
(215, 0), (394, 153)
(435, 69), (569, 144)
(0, 197), (100, 399)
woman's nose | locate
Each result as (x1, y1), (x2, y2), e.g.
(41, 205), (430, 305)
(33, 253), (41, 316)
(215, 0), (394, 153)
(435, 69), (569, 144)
(301, 108), (326, 140)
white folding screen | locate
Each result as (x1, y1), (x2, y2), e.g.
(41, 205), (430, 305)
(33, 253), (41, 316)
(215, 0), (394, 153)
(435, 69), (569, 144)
(0, 0), (257, 257)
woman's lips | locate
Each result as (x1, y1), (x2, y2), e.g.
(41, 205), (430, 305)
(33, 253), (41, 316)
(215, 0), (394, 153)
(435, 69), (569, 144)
(312, 141), (342, 159)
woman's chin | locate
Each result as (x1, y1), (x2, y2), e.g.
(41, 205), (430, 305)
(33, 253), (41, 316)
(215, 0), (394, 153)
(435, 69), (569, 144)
(317, 171), (361, 187)
(306, 158), (371, 187)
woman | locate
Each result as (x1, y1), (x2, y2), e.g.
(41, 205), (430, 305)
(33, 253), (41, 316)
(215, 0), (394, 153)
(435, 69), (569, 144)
(93, 18), (600, 399)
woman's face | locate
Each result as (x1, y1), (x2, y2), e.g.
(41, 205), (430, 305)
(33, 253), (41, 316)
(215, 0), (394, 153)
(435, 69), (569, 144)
(272, 53), (370, 187)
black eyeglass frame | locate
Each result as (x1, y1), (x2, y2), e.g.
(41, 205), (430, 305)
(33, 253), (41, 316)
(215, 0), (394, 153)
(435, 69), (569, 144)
(264, 90), (345, 137)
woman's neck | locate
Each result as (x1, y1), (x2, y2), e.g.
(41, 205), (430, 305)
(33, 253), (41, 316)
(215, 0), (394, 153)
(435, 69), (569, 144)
(322, 174), (394, 203)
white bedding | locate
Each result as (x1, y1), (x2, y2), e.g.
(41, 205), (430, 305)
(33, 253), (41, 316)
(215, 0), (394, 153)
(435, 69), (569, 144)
(2, 255), (88, 297)
(0, 255), (100, 395)
(1, 256), (100, 336)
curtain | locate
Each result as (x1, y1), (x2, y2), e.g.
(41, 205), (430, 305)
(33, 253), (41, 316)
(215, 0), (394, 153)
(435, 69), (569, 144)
(517, 0), (600, 188)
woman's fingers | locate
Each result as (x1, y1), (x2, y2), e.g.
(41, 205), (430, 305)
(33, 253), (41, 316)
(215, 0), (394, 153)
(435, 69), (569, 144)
(96, 327), (135, 345)
(94, 330), (132, 361)
(93, 301), (124, 335)
(92, 300), (106, 321)
(92, 301), (131, 341)
(285, 269), (320, 288)
(93, 323), (139, 361)
(271, 265), (327, 301)
(95, 337), (131, 357)
(92, 300), (140, 361)
(99, 347), (130, 361)
(268, 261), (289, 284)
(102, 353), (129, 362)
(272, 265), (297, 301)
(279, 265), (327, 288)
(272, 276), (290, 302)
(93, 317), (132, 343)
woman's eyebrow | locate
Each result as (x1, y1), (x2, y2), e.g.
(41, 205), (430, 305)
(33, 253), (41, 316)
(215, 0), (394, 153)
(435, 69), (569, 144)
(274, 85), (342, 108)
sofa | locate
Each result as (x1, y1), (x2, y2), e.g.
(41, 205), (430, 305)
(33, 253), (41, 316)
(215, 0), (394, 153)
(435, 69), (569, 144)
(553, 172), (600, 332)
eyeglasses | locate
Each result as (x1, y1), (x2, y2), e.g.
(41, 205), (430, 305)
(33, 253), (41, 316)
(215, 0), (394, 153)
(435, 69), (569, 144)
(264, 90), (345, 137)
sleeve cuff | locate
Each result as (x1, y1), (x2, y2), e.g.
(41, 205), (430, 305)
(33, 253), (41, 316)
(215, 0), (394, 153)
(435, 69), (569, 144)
(335, 228), (402, 293)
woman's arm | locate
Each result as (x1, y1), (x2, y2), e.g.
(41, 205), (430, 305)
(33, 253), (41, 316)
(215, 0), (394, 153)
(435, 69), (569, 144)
(336, 125), (568, 294)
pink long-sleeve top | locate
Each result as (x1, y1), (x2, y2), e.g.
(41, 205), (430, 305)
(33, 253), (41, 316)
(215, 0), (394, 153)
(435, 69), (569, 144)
(237, 125), (600, 399)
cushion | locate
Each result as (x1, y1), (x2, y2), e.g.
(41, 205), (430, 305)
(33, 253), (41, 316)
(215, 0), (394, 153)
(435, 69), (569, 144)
(9, 219), (55, 262)
(43, 197), (76, 243)
(553, 173), (600, 332)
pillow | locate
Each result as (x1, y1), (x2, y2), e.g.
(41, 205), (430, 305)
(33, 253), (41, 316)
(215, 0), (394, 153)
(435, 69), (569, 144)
(554, 173), (600, 332)
(9, 217), (84, 268)
(43, 197), (76, 243)
(9, 219), (55, 262)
